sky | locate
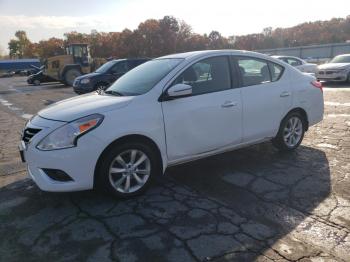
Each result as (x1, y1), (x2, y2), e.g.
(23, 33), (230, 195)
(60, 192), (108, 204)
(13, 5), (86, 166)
(0, 0), (349, 54)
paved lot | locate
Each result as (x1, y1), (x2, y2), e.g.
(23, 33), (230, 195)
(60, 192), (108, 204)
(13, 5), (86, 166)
(0, 77), (349, 261)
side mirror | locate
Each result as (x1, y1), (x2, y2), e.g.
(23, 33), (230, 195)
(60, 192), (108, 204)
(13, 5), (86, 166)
(166, 83), (192, 99)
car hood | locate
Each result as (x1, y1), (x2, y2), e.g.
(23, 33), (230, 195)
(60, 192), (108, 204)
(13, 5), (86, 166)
(318, 63), (350, 70)
(76, 72), (102, 80)
(38, 93), (133, 121)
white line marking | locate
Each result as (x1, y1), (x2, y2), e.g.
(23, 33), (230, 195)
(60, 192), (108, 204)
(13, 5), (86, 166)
(324, 88), (350, 92)
(316, 143), (339, 150)
(21, 114), (33, 120)
(325, 101), (350, 107)
(325, 114), (350, 118)
(9, 106), (21, 111)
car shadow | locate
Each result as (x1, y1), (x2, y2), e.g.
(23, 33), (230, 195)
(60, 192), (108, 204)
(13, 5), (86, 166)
(168, 143), (331, 260)
(322, 81), (349, 88)
(0, 143), (330, 261)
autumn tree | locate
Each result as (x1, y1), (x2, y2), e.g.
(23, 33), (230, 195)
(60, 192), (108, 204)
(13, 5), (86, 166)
(36, 38), (65, 59)
(7, 15), (350, 60)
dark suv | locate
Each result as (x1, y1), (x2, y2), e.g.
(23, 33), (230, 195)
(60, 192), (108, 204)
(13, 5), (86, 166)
(73, 58), (149, 94)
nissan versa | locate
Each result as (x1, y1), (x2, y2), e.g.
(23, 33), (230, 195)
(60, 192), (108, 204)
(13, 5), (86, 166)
(19, 50), (324, 197)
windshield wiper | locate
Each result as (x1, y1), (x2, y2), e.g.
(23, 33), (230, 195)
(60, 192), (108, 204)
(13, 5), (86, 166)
(104, 90), (124, 96)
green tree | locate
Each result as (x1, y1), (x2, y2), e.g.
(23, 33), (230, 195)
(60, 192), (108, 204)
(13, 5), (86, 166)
(8, 30), (35, 58)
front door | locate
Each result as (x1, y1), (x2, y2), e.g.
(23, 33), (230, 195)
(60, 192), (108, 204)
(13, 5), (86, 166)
(161, 56), (243, 161)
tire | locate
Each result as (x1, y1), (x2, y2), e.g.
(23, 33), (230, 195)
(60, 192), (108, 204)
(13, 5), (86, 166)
(95, 141), (160, 198)
(94, 82), (109, 91)
(272, 112), (305, 151)
(33, 79), (41, 86)
(63, 69), (81, 86)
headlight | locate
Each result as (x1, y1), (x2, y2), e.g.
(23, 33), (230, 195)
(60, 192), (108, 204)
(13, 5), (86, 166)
(80, 78), (90, 84)
(36, 114), (104, 151)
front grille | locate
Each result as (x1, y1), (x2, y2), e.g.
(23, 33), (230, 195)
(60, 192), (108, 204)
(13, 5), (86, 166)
(22, 128), (41, 143)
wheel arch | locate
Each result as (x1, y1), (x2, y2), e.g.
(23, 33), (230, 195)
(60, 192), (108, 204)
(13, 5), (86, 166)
(284, 107), (309, 131)
(93, 134), (164, 188)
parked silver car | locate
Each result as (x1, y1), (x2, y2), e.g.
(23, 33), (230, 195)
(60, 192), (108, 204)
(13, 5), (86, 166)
(317, 54), (350, 82)
(272, 56), (317, 74)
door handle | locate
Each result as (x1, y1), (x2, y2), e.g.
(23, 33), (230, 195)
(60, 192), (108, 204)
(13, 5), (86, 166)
(280, 91), (291, 97)
(221, 101), (238, 108)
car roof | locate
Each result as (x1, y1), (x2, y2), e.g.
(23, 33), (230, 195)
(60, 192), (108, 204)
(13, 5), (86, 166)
(334, 54), (350, 57)
(158, 50), (274, 60)
(111, 58), (149, 62)
(272, 55), (301, 60)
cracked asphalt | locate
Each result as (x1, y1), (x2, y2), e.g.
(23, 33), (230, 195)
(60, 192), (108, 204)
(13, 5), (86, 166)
(0, 77), (349, 261)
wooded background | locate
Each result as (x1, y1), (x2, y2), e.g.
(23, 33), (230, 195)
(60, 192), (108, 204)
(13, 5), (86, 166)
(5, 15), (350, 59)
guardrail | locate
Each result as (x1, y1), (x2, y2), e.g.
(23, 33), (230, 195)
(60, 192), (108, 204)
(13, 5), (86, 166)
(256, 42), (350, 62)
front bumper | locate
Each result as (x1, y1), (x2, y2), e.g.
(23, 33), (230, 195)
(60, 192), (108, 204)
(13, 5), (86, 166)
(21, 115), (105, 192)
(316, 71), (348, 82)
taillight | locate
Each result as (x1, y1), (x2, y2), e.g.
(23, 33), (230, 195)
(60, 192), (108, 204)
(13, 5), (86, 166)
(311, 80), (323, 92)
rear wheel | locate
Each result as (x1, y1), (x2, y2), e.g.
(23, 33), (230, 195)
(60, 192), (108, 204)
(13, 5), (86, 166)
(64, 69), (81, 86)
(95, 142), (160, 198)
(273, 112), (305, 151)
(33, 79), (41, 86)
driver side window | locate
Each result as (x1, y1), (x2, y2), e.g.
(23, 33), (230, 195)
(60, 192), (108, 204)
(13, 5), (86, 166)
(173, 56), (231, 96)
(110, 61), (128, 74)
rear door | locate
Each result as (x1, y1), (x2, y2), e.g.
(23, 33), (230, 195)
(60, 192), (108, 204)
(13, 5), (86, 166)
(233, 56), (292, 142)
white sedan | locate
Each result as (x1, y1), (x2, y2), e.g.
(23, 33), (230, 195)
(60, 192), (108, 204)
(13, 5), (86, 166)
(20, 50), (324, 197)
(272, 55), (318, 74)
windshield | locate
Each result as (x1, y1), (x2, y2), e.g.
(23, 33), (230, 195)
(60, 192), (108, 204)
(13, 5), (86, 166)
(95, 60), (118, 73)
(106, 58), (183, 96)
(330, 55), (350, 63)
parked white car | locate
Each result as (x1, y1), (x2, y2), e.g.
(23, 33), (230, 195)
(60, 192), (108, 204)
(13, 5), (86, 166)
(272, 55), (318, 74)
(316, 54), (350, 82)
(20, 50), (324, 197)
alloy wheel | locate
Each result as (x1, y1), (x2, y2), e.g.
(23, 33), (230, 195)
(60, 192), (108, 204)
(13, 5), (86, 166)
(283, 116), (303, 148)
(108, 149), (151, 193)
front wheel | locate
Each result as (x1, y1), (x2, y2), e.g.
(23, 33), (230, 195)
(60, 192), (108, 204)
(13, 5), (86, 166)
(94, 82), (109, 92)
(95, 142), (160, 198)
(273, 112), (305, 151)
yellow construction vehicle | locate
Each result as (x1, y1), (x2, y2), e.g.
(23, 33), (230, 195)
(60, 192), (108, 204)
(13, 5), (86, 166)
(44, 43), (106, 86)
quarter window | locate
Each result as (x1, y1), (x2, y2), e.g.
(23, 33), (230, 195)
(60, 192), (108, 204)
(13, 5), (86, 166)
(269, 63), (284, 81)
(237, 58), (271, 86)
(173, 56), (231, 95)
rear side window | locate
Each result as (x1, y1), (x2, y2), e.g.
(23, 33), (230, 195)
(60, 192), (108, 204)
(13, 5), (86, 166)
(237, 58), (271, 86)
(173, 56), (231, 95)
(285, 58), (302, 66)
(269, 62), (284, 81)
(128, 60), (147, 69)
